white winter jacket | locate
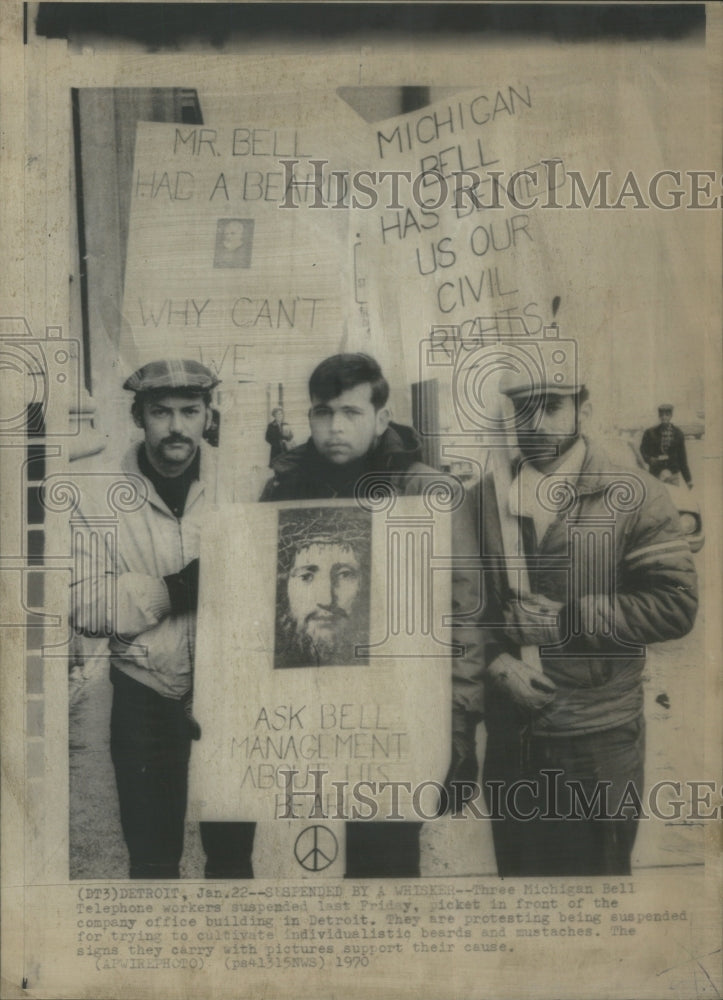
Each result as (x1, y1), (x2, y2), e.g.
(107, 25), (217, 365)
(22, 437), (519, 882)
(70, 443), (218, 698)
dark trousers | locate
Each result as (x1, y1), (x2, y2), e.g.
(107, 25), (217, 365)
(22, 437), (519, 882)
(345, 822), (423, 878)
(483, 717), (645, 877)
(200, 822), (256, 879)
(110, 669), (257, 879)
(195, 822), (418, 879)
(110, 668), (191, 878)
(110, 671), (416, 878)
(197, 821), (420, 879)
(192, 821), (420, 878)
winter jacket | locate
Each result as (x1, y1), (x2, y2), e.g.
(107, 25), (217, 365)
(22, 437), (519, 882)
(476, 438), (698, 736)
(260, 421), (486, 716)
(640, 423), (692, 485)
(265, 420), (285, 467)
(70, 443), (218, 699)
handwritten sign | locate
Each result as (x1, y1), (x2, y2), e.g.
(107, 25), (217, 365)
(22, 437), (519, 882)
(122, 122), (353, 379)
(189, 498), (452, 826)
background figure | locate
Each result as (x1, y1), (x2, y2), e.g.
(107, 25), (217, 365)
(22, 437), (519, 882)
(274, 507), (371, 668)
(265, 407), (286, 467)
(640, 404), (693, 488)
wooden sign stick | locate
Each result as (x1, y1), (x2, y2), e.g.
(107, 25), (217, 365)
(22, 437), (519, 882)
(489, 406), (544, 673)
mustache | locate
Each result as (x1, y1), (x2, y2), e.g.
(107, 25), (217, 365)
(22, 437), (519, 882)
(161, 435), (194, 446)
(304, 607), (349, 625)
(518, 432), (579, 450)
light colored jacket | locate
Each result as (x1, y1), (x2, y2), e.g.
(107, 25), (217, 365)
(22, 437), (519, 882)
(70, 443), (218, 698)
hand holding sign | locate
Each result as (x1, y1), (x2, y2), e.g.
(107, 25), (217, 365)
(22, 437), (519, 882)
(486, 652), (557, 712)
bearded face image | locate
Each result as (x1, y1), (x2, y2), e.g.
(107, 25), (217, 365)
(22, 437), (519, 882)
(287, 542), (362, 663)
(274, 510), (371, 669)
(213, 217), (254, 268)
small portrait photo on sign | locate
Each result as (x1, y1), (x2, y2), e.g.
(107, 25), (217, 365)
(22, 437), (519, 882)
(274, 507), (372, 669)
(213, 217), (254, 268)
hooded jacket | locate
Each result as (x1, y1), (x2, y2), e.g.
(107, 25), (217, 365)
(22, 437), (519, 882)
(476, 438), (698, 736)
(70, 443), (218, 699)
(260, 422), (434, 501)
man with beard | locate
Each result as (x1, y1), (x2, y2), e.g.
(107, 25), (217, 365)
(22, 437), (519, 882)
(214, 217), (253, 268)
(71, 360), (256, 879)
(275, 517), (370, 668)
(472, 356), (697, 876)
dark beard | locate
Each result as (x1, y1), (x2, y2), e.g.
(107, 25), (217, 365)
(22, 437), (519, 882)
(275, 610), (368, 668)
(517, 431), (580, 469)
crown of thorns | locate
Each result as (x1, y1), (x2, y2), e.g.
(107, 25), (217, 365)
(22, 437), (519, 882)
(277, 508), (370, 569)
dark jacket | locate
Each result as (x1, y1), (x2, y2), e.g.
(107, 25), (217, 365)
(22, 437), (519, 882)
(476, 439), (698, 736)
(260, 422), (435, 501)
(265, 420), (285, 467)
(640, 423), (692, 485)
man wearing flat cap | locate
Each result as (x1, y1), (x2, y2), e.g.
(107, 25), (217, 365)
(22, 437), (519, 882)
(71, 359), (254, 878)
(468, 346), (697, 876)
(640, 404), (693, 488)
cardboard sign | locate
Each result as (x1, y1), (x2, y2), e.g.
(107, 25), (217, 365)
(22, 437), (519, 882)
(190, 497), (453, 825)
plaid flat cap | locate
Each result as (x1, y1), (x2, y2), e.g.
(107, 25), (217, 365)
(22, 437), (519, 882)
(123, 359), (220, 393)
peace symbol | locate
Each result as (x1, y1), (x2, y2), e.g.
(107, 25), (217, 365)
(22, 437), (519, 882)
(293, 825), (339, 872)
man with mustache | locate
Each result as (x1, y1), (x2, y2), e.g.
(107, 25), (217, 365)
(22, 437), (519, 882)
(472, 353), (698, 876)
(71, 359), (255, 879)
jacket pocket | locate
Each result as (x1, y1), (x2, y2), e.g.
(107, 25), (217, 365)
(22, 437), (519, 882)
(544, 656), (613, 689)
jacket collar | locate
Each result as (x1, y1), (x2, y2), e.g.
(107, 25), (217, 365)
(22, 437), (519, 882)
(121, 441), (217, 514)
(270, 422), (423, 481)
(510, 436), (621, 498)
(574, 436), (628, 495)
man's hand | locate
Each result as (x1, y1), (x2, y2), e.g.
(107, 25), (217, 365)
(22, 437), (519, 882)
(181, 689), (202, 741)
(502, 591), (563, 646)
(486, 652), (557, 711)
(164, 558), (200, 615)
